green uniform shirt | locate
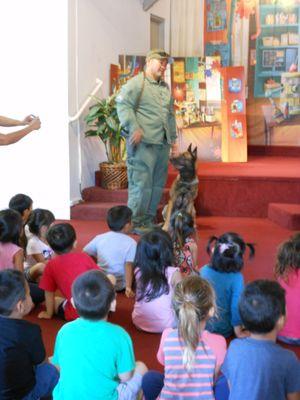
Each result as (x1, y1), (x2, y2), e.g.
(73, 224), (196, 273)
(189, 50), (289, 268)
(116, 72), (177, 145)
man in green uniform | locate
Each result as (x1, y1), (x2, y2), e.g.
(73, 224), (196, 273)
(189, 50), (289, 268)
(116, 50), (178, 234)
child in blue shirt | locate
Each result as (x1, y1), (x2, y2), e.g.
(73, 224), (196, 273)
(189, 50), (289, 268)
(52, 269), (147, 400)
(200, 232), (255, 337)
(222, 280), (300, 400)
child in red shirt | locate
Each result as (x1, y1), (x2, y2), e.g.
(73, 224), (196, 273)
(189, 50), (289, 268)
(38, 223), (107, 321)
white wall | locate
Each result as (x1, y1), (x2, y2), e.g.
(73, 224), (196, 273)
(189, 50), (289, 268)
(0, 1), (70, 219)
(69, 0), (171, 202)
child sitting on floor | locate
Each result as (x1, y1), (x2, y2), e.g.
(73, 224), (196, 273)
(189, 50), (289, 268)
(0, 208), (45, 305)
(275, 233), (300, 345)
(142, 275), (227, 400)
(84, 205), (136, 297)
(222, 280), (300, 400)
(0, 269), (59, 399)
(132, 229), (181, 333)
(38, 223), (104, 321)
(170, 210), (198, 276)
(9, 193), (33, 270)
(200, 232), (255, 338)
(0, 209), (24, 271)
(24, 208), (55, 281)
(9, 193), (33, 224)
(52, 269), (147, 400)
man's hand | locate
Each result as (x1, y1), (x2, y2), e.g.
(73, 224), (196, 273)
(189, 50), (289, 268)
(170, 143), (179, 158)
(28, 117), (41, 131)
(129, 129), (143, 145)
(38, 311), (52, 319)
(125, 287), (135, 298)
(22, 115), (35, 125)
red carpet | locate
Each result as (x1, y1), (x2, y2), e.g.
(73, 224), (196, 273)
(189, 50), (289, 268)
(78, 156), (300, 221)
(26, 216), (300, 370)
(166, 156), (300, 218)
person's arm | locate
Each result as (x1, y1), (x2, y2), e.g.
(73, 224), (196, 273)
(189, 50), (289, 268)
(13, 249), (24, 272)
(171, 269), (182, 288)
(287, 393), (300, 400)
(29, 325), (46, 366)
(31, 253), (47, 263)
(83, 238), (98, 259)
(168, 96), (178, 157)
(231, 274), (245, 336)
(189, 241), (198, 270)
(38, 291), (55, 319)
(0, 117), (41, 146)
(0, 115), (32, 127)
(286, 355), (300, 400)
(118, 370), (134, 383)
(116, 76), (144, 145)
(157, 328), (172, 365)
(125, 262), (134, 298)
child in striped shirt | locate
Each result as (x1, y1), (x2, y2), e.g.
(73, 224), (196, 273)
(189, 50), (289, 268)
(142, 275), (227, 400)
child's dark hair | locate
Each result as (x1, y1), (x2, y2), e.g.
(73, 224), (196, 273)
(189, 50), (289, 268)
(27, 208), (55, 236)
(206, 232), (255, 273)
(135, 229), (174, 302)
(0, 209), (23, 246)
(239, 280), (286, 334)
(170, 210), (195, 248)
(72, 270), (115, 320)
(275, 233), (300, 279)
(106, 205), (132, 232)
(8, 193), (33, 217)
(0, 269), (26, 316)
(46, 223), (76, 254)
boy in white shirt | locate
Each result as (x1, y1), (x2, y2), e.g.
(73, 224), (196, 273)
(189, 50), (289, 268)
(84, 206), (136, 297)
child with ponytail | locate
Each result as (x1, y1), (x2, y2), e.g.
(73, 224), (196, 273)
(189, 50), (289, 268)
(142, 275), (227, 400)
(275, 233), (300, 345)
(170, 210), (199, 276)
(200, 232), (255, 338)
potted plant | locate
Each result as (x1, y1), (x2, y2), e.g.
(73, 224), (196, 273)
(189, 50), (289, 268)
(85, 93), (127, 190)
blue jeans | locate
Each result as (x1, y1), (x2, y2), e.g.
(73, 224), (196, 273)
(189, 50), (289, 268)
(277, 335), (300, 346)
(142, 371), (229, 400)
(22, 363), (59, 400)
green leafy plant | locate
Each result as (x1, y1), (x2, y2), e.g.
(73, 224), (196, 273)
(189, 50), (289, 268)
(85, 93), (125, 163)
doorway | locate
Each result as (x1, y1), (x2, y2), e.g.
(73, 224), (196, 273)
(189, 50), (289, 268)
(150, 14), (165, 49)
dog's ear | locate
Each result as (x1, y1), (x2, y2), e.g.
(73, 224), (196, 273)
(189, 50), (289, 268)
(192, 146), (198, 160)
(187, 143), (192, 153)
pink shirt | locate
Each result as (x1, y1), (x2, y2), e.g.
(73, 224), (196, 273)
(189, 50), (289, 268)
(278, 270), (300, 339)
(132, 266), (178, 333)
(157, 328), (227, 399)
(0, 242), (22, 270)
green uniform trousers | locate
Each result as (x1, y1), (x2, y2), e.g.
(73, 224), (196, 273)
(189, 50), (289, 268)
(127, 141), (170, 226)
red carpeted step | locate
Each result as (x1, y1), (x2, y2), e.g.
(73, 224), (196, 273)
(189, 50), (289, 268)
(71, 202), (126, 221)
(71, 202), (165, 221)
(268, 203), (300, 230)
(82, 186), (169, 204)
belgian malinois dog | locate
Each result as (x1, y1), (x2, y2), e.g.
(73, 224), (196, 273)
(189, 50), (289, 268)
(162, 144), (198, 231)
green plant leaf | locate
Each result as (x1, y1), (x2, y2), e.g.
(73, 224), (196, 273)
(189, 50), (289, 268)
(85, 129), (98, 137)
(84, 94), (124, 163)
(106, 116), (119, 132)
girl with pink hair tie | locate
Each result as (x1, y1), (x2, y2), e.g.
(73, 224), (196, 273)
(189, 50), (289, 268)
(200, 232), (255, 338)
